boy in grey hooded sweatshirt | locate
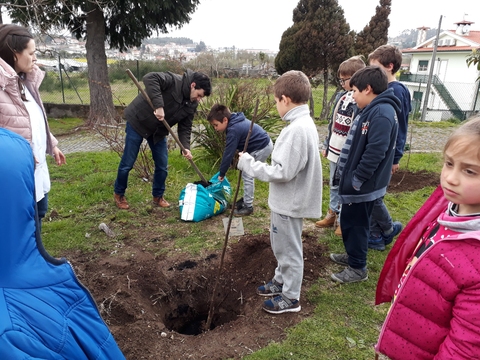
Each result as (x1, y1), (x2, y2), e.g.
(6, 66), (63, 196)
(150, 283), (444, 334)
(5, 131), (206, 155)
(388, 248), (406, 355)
(237, 70), (322, 314)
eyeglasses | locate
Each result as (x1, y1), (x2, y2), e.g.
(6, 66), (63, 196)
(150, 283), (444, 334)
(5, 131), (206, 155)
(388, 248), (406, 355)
(338, 77), (351, 85)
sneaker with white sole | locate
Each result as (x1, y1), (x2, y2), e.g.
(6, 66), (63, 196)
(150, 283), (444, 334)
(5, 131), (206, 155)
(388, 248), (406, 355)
(329, 253), (349, 267)
(262, 294), (301, 314)
(331, 266), (368, 283)
(257, 279), (283, 297)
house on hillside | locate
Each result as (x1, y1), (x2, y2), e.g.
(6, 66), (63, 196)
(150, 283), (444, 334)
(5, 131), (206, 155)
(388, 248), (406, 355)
(401, 19), (480, 121)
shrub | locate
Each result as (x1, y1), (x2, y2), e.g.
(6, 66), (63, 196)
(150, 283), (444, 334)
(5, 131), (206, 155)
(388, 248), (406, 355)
(193, 79), (283, 169)
(108, 59), (184, 83)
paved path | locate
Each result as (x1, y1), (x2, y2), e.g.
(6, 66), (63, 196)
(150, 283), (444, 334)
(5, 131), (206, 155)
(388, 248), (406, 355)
(57, 124), (454, 155)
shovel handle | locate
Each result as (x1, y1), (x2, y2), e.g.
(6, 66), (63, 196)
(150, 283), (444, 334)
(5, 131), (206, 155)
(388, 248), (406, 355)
(126, 69), (208, 184)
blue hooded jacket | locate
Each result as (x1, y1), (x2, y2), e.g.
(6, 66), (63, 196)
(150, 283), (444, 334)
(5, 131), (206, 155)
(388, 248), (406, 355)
(338, 88), (401, 204)
(0, 129), (125, 359)
(219, 112), (270, 178)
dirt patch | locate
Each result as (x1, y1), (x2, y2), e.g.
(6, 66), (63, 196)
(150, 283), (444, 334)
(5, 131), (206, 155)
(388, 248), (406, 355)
(66, 170), (438, 358)
(69, 232), (329, 359)
(322, 170), (439, 194)
(388, 170), (439, 193)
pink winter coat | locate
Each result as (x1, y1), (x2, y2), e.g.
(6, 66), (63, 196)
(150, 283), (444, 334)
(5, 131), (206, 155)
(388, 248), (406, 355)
(375, 186), (480, 359)
(0, 57), (58, 155)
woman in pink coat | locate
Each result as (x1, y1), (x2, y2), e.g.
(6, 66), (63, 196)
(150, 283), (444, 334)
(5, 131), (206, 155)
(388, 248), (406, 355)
(0, 24), (66, 228)
(375, 116), (480, 359)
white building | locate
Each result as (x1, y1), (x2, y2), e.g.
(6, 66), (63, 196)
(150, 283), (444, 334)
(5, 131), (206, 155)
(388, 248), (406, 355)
(401, 19), (480, 121)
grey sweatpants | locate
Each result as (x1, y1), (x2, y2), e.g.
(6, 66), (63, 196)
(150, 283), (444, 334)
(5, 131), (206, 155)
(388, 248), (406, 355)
(242, 140), (273, 207)
(270, 211), (304, 300)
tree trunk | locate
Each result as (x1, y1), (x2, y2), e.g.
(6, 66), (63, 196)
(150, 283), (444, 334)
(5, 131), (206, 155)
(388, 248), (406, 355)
(320, 69), (330, 120)
(85, 5), (118, 125)
(309, 92), (315, 118)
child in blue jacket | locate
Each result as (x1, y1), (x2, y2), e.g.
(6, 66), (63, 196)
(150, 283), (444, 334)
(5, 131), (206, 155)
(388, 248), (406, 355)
(330, 66), (401, 283)
(0, 128), (125, 359)
(207, 104), (273, 216)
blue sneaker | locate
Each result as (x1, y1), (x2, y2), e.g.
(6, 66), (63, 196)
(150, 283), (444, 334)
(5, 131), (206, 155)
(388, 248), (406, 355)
(383, 221), (403, 246)
(368, 222), (403, 251)
(257, 279), (283, 297)
(262, 294), (301, 314)
(368, 234), (385, 251)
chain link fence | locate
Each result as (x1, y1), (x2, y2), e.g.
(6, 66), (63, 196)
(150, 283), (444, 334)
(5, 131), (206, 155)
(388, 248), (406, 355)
(39, 57), (341, 120)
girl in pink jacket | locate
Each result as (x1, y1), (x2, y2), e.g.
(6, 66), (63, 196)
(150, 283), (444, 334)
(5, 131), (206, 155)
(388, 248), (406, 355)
(375, 116), (480, 359)
(0, 24), (66, 228)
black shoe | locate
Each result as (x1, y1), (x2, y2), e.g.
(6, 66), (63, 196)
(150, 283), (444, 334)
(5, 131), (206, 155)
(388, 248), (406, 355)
(235, 197), (244, 210)
(233, 204), (253, 216)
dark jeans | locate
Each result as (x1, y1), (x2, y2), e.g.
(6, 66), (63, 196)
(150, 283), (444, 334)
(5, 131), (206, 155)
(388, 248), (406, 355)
(340, 200), (375, 269)
(36, 193), (48, 232)
(369, 197), (393, 237)
(114, 122), (168, 198)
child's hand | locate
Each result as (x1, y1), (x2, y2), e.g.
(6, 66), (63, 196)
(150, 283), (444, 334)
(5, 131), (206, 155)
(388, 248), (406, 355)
(238, 152), (244, 158)
(321, 149), (326, 157)
(218, 175), (224, 182)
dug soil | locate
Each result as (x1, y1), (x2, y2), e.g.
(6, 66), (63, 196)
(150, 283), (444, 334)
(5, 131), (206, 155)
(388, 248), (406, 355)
(67, 170), (438, 359)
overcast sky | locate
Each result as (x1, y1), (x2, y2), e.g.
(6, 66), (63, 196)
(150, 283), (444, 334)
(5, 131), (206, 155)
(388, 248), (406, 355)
(160, 0), (480, 50)
(2, 1), (479, 50)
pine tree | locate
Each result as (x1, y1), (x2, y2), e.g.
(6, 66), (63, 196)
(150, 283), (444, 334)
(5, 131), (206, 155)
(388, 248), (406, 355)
(354, 0), (391, 61)
(275, 24), (303, 75)
(4, 0), (200, 124)
(292, 0), (354, 119)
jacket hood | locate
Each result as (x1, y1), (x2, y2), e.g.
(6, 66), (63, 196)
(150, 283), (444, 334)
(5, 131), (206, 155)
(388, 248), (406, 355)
(182, 69), (195, 100)
(228, 112), (247, 126)
(361, 88), (401, 119)
(0, 57), (17, 77)
(0, 128), (67, 289)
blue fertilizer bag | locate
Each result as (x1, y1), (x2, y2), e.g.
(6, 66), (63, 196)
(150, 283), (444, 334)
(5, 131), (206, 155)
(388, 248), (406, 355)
(179, 172), (231, 222)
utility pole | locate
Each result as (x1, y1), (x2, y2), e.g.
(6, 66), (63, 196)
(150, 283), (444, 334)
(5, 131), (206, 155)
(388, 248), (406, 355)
(421, 15), (443, 121)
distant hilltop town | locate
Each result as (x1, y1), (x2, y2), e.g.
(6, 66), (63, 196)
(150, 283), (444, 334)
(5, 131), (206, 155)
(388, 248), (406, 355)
(36, 35), (279, 63)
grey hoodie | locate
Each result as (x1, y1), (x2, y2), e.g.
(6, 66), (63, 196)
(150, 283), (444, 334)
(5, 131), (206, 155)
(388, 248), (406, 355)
(237, 104), (322, 218)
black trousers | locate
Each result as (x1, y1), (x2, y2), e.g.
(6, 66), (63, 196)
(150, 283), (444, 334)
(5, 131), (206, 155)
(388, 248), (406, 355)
(340, 200), (375, 269)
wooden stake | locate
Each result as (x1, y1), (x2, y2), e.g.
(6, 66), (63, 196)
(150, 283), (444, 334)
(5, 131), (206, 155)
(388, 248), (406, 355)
(205, 99), (260, 330)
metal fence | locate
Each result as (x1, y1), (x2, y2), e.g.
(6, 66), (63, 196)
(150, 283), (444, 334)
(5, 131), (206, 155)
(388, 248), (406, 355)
(43, 60), (480, 122)
(400, 73), (480, 121)
(39, 66), (335, 120)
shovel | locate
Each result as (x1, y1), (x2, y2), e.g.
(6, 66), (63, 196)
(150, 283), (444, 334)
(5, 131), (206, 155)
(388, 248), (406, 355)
(205, 98), (260, 330)
(126, 69), (209, 186)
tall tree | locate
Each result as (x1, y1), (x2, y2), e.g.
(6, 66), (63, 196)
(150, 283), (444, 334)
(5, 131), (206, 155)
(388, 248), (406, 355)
(292, 0), (354, 119)
(4, 0), (200, 124)
(275, 24), (303, 74)
(353, 0), (391, 60)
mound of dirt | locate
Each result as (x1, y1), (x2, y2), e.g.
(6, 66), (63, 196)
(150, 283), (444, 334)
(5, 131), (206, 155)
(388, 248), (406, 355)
(388, 170), (439, 193)
(69, 232), (329, 359)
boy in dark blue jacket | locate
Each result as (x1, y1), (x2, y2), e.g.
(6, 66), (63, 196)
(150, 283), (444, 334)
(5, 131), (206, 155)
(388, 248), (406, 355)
(367, 45), (413, 250)
(330, 66), (401, 283)
(207, 104), (273, 216)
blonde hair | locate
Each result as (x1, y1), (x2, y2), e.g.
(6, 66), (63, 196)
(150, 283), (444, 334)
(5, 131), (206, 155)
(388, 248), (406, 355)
(338, 55), (366, 78)
(444, 116), (480, 159)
